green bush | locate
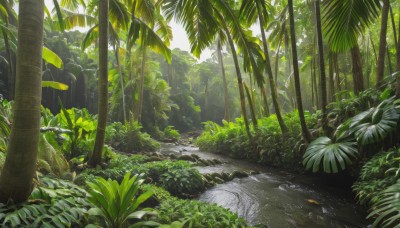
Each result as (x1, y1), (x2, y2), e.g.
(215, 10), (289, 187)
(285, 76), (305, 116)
(352, 148), (400, 206)
(163, 126), (180, 141)
(160, 168), (204, 197)
(196, 110), (314, 169)
(0, 177), (90, 227)
(155, 198), (248, 227)
(106, 122), (160, 153)
(86, 173), (155, 228)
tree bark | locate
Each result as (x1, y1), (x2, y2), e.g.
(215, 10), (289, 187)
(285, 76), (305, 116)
(137, 43), (147, 123)
(351, 45), (365, 95)
(256, 0), (288, 134)
(328, 54), (335, 102)
(376, 0), (390, 88)
(315, 0), (328, 130)
(114, 45), (127, 123)
(288, 0), (311, 142)
(225, 29), (252, 139)
(0, 0), (44, 203)
(396, 7), (400, 98)
(217, 40), (230, 122)
(90, 0), (109, 167)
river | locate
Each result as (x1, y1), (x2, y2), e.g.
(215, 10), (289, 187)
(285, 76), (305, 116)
(159, 143), (368, 227)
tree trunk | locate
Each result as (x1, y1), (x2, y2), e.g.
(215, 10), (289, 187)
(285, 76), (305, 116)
(257, 1), (288, 134)
(315, 0), (328, 130)
(333, 54), (341, 99)
(389, 5), (397, 49)
(90, 0), (109, 167)
(114, 45), (127, 123)
(376, 0), (390, 88)
(396, 7), (400, 98)
(351, 45), (365, 95)
(137, 43), (147, 123)
(328, 54), (335, 102)
(225, 29), (252, 139)
(0, 0), (44, 203)
(288, 0), (311, 142)
(260, 85), (270, 116)
(217, 40), (230, 122)
(244, 81), (258, 129)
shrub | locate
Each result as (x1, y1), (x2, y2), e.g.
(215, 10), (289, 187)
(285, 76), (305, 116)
(106, 122), (160, 153)
(155, 198), (248, 227)
(0, 177), (90, 227)
(163, 126), (180, 141)
(86, 173), (154, 228)
(196, 110), (314, 169)
(352, 148), (400, 206)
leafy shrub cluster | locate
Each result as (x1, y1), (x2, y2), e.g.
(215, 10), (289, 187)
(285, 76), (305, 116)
(196, 110), (315, 169)
(0, 177), (91, 227)
(163, 126), (180, 141)
(352, 148), (400, 206)
(303, 96), (400, 174)
(78, 155), (205, 198)
(155, 197), (248, 227)
(105, 121), (160, 153)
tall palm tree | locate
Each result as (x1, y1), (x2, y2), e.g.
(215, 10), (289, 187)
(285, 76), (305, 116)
(240, 0), (288, 134)
(0, 0), (44, 203)
(217, 39), (231, 122)
(376, 0), (390, 88)
(322, 0), (380, 94)
(163, 0), (264, 138)
(89, 0), (109, 167)
(288, 0), (311, 142)
(314, 0), (327, 131)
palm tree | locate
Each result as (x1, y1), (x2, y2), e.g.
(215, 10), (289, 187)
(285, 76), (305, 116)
(89, 0), (109, 167)
(322, 0), (380, 94)
(240, 0), (288, 134)
(217, 39), (231, 122)
(376, 0), (390, 88)
(396, 8), (400, 98)
(288, 0), (311, 142)
(314, 0), (328, 131)
(163, 0), (264, 138)
(0, 0), (44, 203)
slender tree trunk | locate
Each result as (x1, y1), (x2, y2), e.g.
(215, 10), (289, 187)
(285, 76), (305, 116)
(390, 6), (397, 49)
(225, 29), (252, 139)
(244, 81), (258, 129)
(217, 40), (230, 122)
(90, 0), (109, 167)
(351, 45), (365, 95)
(365, 36), (371, 88)
(376, 0), (390, 88)
(315, 0), (328, 130)
(137, 43), (147, 123)
(328, 54), (335, 102)
(260, 85), (270, 116)
(288, 0), (311, 142)
(370, 34), (378, 64)
(396, 7), (400, 98)
(114, 45), (127, 123)
(257, 2), (288, 134)
(0, 0), (44, 203)
(334, 54), (341, 98)
(386, 45), (393, 75)
(204, 78), (209, 121)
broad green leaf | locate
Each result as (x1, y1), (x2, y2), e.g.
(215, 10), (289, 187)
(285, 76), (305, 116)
(42, 81), (69, 91)
(43, 47), (63, 69)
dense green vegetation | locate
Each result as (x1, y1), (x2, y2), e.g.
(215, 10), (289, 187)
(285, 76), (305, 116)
(0, 0), (399, 227)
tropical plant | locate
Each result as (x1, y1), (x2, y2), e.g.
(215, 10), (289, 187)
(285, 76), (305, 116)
(353, 148), (400, 206)
(367, 180), (400, 228)
(159, 168), (204, 198)
(86, 173), (155, 228)
(155, 197), (248, 227)
(348, 97), (399, 146)
(0, 176), (90, 227)
(302, 136), (358, 173)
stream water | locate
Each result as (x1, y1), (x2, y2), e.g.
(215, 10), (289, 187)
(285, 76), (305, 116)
(159, 143), (368, 228)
